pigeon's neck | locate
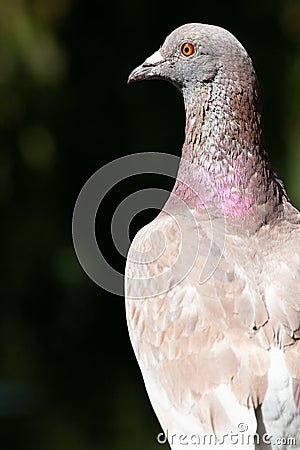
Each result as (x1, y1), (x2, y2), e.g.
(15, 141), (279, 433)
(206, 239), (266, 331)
(174, 69), (284, 224)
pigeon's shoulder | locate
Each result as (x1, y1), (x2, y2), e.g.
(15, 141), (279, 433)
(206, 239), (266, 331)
(125, 209), (208, 300)
(284, 200), (300, 226)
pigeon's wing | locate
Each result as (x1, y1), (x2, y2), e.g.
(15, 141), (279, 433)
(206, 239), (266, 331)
(252, 205), (300, 442)
(125, 209), (272, 439)
(262, 204), (300, 347)
(260, 205), (300, 417)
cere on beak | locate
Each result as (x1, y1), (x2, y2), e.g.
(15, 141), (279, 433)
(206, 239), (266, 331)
(128, 50), (164, 83)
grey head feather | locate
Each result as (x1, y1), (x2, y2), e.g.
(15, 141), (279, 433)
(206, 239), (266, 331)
(128, 23), (252, 91)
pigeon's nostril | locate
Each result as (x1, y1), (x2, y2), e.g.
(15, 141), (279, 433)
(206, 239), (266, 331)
(143, 50), (164, 67)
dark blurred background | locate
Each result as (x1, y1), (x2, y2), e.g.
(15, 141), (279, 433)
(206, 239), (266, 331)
(1, 0), (300, 449)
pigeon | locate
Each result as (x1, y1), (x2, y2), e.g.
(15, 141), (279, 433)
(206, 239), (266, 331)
(126, 23), (300, 450)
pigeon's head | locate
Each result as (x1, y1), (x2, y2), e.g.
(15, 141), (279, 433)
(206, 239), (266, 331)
(128, 23), (251, 91)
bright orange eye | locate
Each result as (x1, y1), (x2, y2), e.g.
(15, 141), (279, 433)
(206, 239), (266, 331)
(181, 42), (195, 57)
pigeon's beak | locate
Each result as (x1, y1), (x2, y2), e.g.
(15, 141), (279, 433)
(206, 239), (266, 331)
(128, 50), (165, 83)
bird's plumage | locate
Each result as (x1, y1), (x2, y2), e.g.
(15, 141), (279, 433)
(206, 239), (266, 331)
(126, 23), (300, 449)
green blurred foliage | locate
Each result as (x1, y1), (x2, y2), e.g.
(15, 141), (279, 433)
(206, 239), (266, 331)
(0, 0), (300, 449)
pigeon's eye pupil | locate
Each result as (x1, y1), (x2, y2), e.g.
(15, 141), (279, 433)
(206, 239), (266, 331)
(181, 43), (195, 57)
